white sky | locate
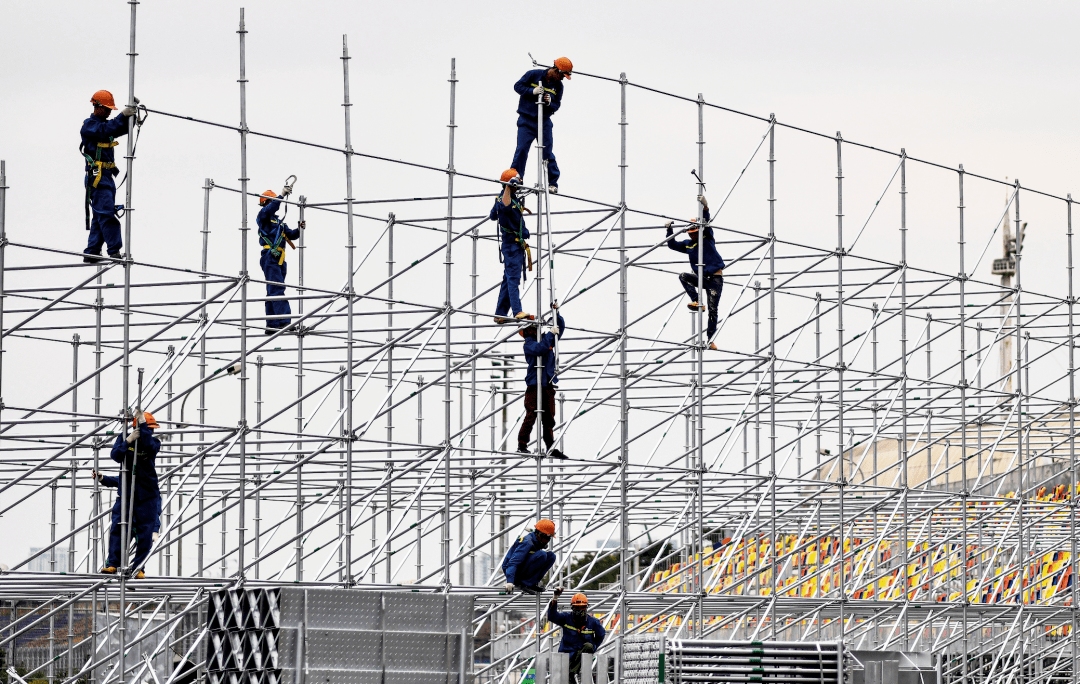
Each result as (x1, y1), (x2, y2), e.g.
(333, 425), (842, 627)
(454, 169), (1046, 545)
(2, 0), (1078, 570)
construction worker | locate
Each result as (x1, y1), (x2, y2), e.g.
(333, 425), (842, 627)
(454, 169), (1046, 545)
(511, 58), (572, 193)
(548, 589), (606, 682)
(666, 194), (724, 350)
(491, 169), (534, 324)
(518, 305), (567, 459)
(257, 186), (304, 334)
(81, 90), (139, 263)
(95, 411), (161, 579)
(502, 519), (557, 594)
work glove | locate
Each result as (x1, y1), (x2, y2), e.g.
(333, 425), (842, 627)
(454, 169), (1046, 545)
(547, 326), (560, 336)
(282, 185), (293, 197)
(298, 220), (306, 229)
(543, 93), (552, 105)
(504, 582), (515, 593)
(152, 532), (159, 542)
(532, 85), (544, 95)
(507, 176), (522, 188)
(664, 220), (674, 230)
(137, 412), (146, 425)
(553, 587), (564, 598)
(121, 105), (137, 117)
(697, 194), (708, 209)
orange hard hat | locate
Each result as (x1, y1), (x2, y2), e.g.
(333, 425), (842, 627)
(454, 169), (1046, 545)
(500, 169), (520, 183)
(259, 189), (277, 206)
(535, 519), (556, 536)
(570, 592), (588, 606)
(133, 412), (159, 429)
(554, 57), (573, 79)
(91, 90), (118, 110)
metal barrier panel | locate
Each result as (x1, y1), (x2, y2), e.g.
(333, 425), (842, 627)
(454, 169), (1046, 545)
(205, 588), (473, 684)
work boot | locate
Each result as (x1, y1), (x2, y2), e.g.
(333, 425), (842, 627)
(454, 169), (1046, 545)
(708, 342), (718, 351)
(517, 445), (530, 455)
(494, 316), (512, 325)
(548, 448), (568, 460)
(264, 327), (278, 336)
(100, 566), (117, 574)
(132, 570), (145, 580)
(83, 253), (104, 264)
(515, 312), (535, 321)
(687, 302), (704, 312)
(549, 186), (558, 195)
(107, 251), (122, 260)
(521, 584), (545, 595)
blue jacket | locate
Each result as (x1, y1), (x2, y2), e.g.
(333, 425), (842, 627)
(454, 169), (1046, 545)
(523, 314), (565, 387)
(666, 207), (725, 275)
(257, 197), (301, 263)
(502, 530), (551, 584)
(490, 196), (530, 256)
(547, 603), (606, 654)
(81, 112), (132, 185)
(108, 423), (162, 513)
(99, 470), (162, 531)
(514, 69), (563, 120)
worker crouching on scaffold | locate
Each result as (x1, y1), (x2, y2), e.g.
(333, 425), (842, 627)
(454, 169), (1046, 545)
(257, 184), (305, 334)
(666, 194), (724, 351)
(490, 169), (535, 325)
(93, 411), (161, 579)
(548, 589), (606, 683)
(81, 90), (139, 263)
(517, 304), (567, 460)
(502, 518), (558, 595)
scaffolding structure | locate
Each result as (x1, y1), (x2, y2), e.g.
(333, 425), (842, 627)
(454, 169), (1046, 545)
(3, 5), (1080, 684)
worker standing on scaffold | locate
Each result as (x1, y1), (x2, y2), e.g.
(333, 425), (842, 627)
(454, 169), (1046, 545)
(547, 589), (606, 683)
(491, 169), (535, 324)
(511, 58), (572, 194)
(81, 90), (139, 263)
(93, 411), (161, 579)
(517, 303), (567, 459)
(666, 194), (724, 350)
(257, 183), (304, 334)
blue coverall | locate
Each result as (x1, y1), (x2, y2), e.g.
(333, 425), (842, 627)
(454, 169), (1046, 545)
(667, 207), (725, 338)
(502, 530), (556, 589)
(257, 197), (301, 330)
(490, 195), (531, 317)
(518, 314), (565, 451)
(103, 423), (161, 572)
(80, 111), (132, 257)
(547, 602), (606, 676)
(511, 69), (563, 188)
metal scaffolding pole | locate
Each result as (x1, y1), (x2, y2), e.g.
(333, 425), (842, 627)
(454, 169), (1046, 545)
(341, 34), (357, 586)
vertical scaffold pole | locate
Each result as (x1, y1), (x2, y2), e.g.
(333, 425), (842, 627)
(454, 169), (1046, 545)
(198, 178), (211, 578)
(695, 92), (706, 638)
(1013, 178), (1025, 672)
(294, 195), (306, 581)
(957, 165), (969, 681)
(532, 68), (548, 663)
(236, 6), (250, 580)
(254, 354), (263, 579)
(0, 161), (6, 430)
(834, 132), (845, 639)
(341, 34), (357, 585)
(1067, 194), (1076, 684)
(617, 70), (629, 679)
(767, 113), (777, 638)
(118, 2), (139, 680)
(444, 57), (457, 591)
(899, 149), (910, 649)
(386, 212), (396, 582)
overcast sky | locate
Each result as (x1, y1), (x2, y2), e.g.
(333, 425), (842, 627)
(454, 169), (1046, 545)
(2, 0), (1079, 569)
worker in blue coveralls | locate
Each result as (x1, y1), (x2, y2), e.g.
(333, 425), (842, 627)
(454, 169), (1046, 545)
(548, 589), (606, 683)
(81, 90), (139, 263)
(666, 194), (724, 350)
(511, 57), (573, 194)
(517, 305), (567, 459)
(491, 169), (535, 325)
(93, 411), (161, 579)
(256, 185), (304, 334)
(502, 518), (557, 595)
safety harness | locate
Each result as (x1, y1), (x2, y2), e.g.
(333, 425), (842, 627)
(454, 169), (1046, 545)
(497, 194), (533, 275)
(81, 140), (118, 230)
(260, 217), (296, 266)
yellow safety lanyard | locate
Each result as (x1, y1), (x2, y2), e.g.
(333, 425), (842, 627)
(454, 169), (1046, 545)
(562, 623), (595, 636)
